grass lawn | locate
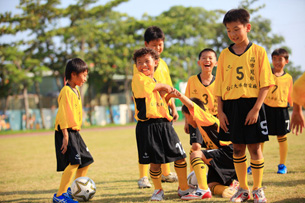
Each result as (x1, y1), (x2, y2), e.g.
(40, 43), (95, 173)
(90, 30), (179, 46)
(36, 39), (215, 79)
(0, 123), (304, 202)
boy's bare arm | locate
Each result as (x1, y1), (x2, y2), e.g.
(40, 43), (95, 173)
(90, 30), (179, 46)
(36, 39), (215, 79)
(217, 96), (229, 132)
(61, 128), (69, 154)
(290, 103), (305, 135)
(245, 86), (269, 125)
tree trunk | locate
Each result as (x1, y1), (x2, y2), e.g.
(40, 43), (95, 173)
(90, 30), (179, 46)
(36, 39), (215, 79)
(23, 86), (30, 129)
(107, 82), (114, 124)
(35, 81), (46, 129)
(124, 68), (133, 123)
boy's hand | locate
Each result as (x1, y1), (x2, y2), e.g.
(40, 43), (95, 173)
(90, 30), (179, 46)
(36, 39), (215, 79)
(163, 84), (174, 93)
(218, 111), (229, 132)
(61, 136), (68, 154)
(245, 108), (259, 125)
(290, 110), (305, 135)
(172, 109), (179, 121)
(184, 123), (190, 134)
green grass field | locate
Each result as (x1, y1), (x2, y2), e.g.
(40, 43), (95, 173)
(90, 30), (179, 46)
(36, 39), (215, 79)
(0, 123), (305, 203)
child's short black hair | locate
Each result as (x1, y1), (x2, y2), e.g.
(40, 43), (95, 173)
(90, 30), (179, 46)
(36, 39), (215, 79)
(65, 58), (88, 80)
(223, 8), (250, 26)
(144, 26), (165, 43)
(271, 48), (289, 60)
(198, 48), (217, 60)
(133, 47), (160, 65)
(182, 98), (206, 115)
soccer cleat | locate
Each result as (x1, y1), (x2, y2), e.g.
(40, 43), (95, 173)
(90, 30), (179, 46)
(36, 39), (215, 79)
(252, 187), (267, 203)
(53, 193), (78, 203)
(230, 187), (250, 202)
(178, 187), (196, 197)
(247, 166), (252, 175)
(138, 176), (152, 188)
(151, 189), (164, 201)
(66, 187), (73, 199)
(161, 172), (178, 183)
(277, 164), (287, 174)
(222, 180), (240, 198)
(181, 188), (212, 200)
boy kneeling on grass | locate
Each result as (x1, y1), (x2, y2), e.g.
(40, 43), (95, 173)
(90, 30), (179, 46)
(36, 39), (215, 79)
(166, 89), (239, 200)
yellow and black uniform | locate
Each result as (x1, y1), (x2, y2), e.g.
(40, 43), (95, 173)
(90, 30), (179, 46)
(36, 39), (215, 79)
(54, 84), (94, 171)
(185, 74), (218, 147)
(189, 103), (236, 185)
(132, 73), (186, 164)
(264, 72), (293, 135)
(185, 74), (217, 116)
(215, 42), (275, 144)
(292, 72), (305, 107)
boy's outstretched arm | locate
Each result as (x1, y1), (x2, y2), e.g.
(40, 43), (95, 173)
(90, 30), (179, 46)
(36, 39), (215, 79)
(290, 102), (305, 135)
(245, 86), (269, 125)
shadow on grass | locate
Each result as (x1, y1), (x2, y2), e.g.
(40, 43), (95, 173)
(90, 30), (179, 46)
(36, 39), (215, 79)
(0, 197), (50, 203)
(0, 189), (56, 196)
(264, 178), (305, 187)
(272, 198), (305, 203)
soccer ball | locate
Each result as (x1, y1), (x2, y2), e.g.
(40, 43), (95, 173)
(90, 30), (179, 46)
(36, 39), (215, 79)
(71, 177), (96, 202)
(187, 171), (198, 188)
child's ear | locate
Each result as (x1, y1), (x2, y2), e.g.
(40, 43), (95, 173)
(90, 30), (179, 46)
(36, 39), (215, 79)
(246, 23), (251, 32)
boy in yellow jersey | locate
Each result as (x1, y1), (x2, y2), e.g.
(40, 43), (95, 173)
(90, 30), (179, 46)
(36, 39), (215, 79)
(248, 48), (293, 175)
(132, 47), (194, 201)
(214, 9), (275, 203)
(133, 26), (178, 188)
(53, 58), (94, 203)
(291, 72), (305, 135)
(184, 48), (218, 165)
(167, 90), (239, 200)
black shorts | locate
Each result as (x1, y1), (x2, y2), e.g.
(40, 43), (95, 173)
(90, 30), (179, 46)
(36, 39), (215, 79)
(55, 127), (94, 172)
(136, 118), (187, 164)
(203, 144), (237, 185)
(189, 124), (206, 148)
(219, 98), (269, 144)
(265, 104), (290, 136)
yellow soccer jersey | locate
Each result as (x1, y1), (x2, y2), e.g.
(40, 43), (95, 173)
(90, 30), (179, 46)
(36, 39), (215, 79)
(215, 42), (275, 100)
(264, 72), (293, 107)
(55, 85), (82, 131)
(292, 72), (305, 107)
(185, 74), (218, 115)
(133, 58), (173, 86)
(189, 103), (231, 149)
(132, 72), (172, 122)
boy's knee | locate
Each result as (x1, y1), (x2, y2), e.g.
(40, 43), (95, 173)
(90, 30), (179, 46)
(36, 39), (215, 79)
(190, 150), (202, 160)
(175, 158), (186, 165)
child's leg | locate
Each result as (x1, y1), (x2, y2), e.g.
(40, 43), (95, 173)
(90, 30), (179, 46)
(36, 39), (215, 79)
(260, 142), (264, 153)
(233, 144), (249, 190)
(57, 164), (79, 197)
(150, 163), (162, 190)
(189, 143), (201, 171)
(174, 158), (189, 190)
(161, 163), (171, 176)
(139, 163), (149, 178)
(277, 135), (288, 165)
(75, 164), (91, 179)
(248, 143), (264, 190)
(210, 183), (227, 196)
(190, 153), (208, 190)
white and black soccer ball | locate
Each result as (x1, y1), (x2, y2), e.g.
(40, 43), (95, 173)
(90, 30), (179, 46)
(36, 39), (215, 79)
(71, 177), (96, 202)
(187, 171), (198, 189)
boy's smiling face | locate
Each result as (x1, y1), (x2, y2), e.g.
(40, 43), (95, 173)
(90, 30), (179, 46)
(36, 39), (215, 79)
(226, 21), (251, 45)
(145, 39), (164, 55)
(198, 51), (217, 73)
(272, 55), (288, 72)
(136, 54), (158, 78)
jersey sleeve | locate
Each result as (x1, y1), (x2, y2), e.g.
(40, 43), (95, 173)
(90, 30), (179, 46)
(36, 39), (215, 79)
(214, 51), (224, 97)
(132, 73), (156, 98)
(259, 48), (275, 88)
(189, 102), (220, 128)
